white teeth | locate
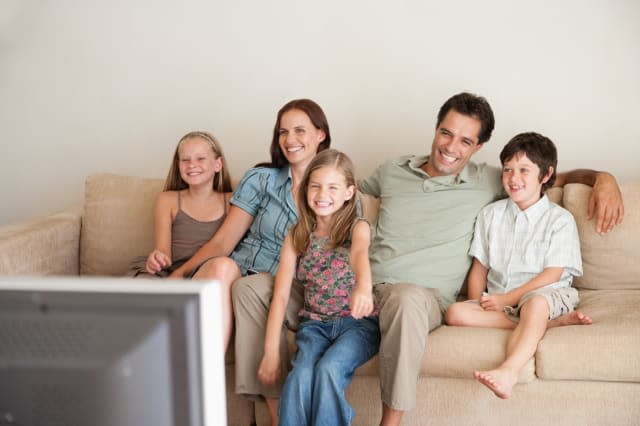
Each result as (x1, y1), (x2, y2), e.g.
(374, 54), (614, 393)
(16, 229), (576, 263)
(287, 146), (303, 153)
(441, 153), (457, 162)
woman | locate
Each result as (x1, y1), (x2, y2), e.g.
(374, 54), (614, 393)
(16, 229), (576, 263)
(169, 99), (331, 422)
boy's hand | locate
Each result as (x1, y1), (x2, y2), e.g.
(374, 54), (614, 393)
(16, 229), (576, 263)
(479, 293), (511, 312)
(257, 352), (281, 387)
(350, 287), (374, 319)
(146, 250), (171, 274)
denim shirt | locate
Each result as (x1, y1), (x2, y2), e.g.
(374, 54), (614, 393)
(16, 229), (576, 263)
(230, 166), (297, 275)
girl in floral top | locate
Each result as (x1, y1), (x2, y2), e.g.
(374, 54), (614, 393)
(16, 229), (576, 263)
(258, 149), (380, 426)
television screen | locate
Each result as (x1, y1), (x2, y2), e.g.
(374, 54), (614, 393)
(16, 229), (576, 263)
(0, 277), (227, 426)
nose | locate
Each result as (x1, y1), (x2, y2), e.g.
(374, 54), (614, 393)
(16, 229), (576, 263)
(443, 137), (457, 152)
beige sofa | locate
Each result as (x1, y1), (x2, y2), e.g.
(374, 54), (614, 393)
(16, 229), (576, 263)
(1, 173), (639, 426)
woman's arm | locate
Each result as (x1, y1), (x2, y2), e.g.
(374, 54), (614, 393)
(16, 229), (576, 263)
(170, 205), (254, 277)
(257, 235), (297, 387)
(467, 258), (489, 301)
(554, 169), (624, 234)
(146, 191), (175, 274)
(349, 220), (374, 319)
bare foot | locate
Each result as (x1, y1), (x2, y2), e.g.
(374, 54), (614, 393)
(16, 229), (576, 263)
(549, 310), (593, 328)
(473, 368), (518, 399)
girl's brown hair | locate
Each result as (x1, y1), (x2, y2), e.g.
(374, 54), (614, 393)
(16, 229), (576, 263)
(164, 131), (232, 192)
(291, 149), (357, 253)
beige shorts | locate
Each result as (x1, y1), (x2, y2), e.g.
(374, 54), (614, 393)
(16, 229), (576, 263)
(505, 286), (580, 321)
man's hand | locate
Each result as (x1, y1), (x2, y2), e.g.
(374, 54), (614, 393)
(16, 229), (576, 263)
(589, 172), (624, 234)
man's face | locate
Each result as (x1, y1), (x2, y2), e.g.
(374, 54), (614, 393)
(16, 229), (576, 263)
(424, 110), (483, 177)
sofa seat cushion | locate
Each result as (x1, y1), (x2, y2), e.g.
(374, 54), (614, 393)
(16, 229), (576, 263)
(340, 325), (535, 383)
(80, 174), (163, 275)
(536, 289), (640, 382)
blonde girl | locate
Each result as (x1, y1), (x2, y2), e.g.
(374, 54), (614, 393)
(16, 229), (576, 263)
(258, 149), (380, 426)
(128, 130), (234, 349)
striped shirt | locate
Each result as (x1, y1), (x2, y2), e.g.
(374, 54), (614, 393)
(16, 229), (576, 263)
(470, 195), (582, 294)
(230, 166), (297, 275)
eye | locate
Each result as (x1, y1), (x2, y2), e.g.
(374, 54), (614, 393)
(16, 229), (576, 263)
(502, 167), (512, 173)
(295, 128), (306, 134)
(309, 183), (320, 189)
(462, 139), (473, 146)
(278, 129), (288, 136)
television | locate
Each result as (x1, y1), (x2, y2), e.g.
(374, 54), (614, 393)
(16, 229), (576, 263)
(0, 277), (227, 426)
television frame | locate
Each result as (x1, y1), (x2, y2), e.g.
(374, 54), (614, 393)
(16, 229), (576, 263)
(0, 276), (227, 426)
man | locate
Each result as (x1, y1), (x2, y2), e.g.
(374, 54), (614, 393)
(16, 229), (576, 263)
(358, 92), (624, 425)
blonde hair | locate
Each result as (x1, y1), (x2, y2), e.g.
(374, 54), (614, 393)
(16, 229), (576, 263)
(163, 131), (232, 192)
(291, 149), (357, 253)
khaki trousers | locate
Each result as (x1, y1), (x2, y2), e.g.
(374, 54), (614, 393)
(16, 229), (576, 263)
(232, 276), (442, 411)
(231, 273), (304, 399)
(375, 283), (443, 411)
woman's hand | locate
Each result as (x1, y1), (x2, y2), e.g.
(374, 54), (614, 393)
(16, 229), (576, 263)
(145, 250), (171, 274)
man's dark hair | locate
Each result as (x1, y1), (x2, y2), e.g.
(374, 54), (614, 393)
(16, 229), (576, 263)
(436, 92), (495, 144)
(500, 132), (558, 193)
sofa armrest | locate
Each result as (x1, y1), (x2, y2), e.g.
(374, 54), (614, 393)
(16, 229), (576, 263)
(0, 206), (82, 275)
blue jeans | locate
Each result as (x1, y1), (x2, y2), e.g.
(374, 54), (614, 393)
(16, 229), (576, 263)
(279, 316), (380, 426)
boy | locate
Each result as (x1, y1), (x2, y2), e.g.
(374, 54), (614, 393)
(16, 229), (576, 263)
(445, 132), (592, 399)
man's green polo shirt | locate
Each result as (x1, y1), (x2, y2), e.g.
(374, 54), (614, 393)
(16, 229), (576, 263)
(359, 155), (504, 307)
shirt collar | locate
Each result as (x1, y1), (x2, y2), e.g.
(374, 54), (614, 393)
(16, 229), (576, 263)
(508, 194), (550, 221)
(276, 165), (292, 188)
(400, 155), (476, 184)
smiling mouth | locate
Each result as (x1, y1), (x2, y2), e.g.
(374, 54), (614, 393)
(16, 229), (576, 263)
(440, 152), (458, 164)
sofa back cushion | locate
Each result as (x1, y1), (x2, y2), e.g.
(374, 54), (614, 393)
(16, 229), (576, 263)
(562, 182), (640, 290)
(80, 174), (163, 275)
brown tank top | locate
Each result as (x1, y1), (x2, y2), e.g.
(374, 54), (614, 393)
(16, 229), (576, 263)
(170, 191), (227, 266)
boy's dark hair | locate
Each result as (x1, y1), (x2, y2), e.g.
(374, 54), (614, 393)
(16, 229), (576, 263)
(437, 92), (495, 144)
(500, 132), (558, 193)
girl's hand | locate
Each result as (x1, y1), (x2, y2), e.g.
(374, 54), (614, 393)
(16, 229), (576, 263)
(479, 293), (511, 312)
(350, 287), (374, 319)
(146, 250), (171, 274)
(257, 352), (281, 387)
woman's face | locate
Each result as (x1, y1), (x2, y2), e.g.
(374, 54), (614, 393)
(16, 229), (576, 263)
(278, 109), (326, 169)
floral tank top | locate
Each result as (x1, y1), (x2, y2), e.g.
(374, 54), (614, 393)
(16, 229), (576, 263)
(296, 219), (378, 322)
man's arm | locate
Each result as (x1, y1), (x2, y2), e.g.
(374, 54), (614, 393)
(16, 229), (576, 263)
(554, 170), (624, 234)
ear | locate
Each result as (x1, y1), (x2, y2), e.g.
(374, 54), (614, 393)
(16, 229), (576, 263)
(213, 157), (223, 172)
(316, 129), (327, 143)
(472, 143), (484, 154)
(344, 185), (355, 201)
(541, 166), (554, 184)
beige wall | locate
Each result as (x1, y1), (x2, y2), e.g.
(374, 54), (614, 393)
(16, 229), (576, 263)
(1, 0), (639, 225)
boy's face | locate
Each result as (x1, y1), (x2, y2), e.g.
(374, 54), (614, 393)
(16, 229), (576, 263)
(502, 152), (552, 211)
